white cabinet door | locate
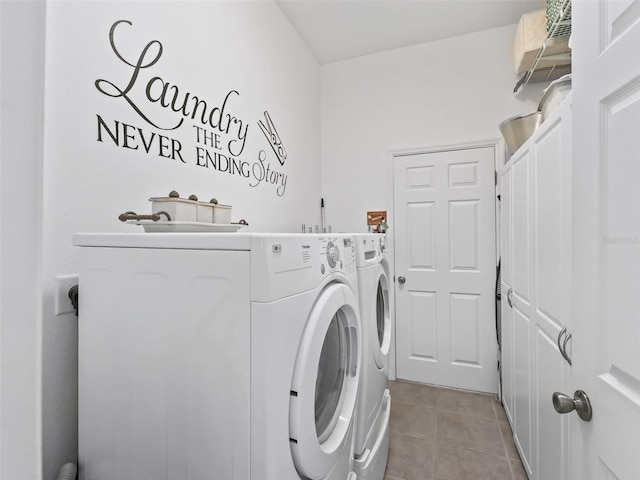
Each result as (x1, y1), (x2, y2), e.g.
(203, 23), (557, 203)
(531, 98), (572, 480)
(500, 96), (573, 480)
(500, 161), (515, 426)
(510, 143), (534, 478)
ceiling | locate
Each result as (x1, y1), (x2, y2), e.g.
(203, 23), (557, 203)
(276, 0), (545, 64)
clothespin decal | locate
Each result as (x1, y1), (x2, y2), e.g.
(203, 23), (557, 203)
(258, 111), (287, 166)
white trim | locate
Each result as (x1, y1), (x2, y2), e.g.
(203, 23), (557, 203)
(0, 3), (3, 468)
(384, 151), (396, 380)
(384, 137), (502, 382)
(0, 2), (45, 478)
(388, 138), (503, 158)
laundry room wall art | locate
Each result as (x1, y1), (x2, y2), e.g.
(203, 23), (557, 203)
(94, 18), (291, 199)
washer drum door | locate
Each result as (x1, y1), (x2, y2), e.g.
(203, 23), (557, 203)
(371, 267), (391, 370)
(289, 282), (362, 479)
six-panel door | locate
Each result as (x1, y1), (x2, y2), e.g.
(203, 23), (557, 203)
(394, 146), (497, 393)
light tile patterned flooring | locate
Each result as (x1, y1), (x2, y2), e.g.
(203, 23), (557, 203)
(385, 380), (527, 480)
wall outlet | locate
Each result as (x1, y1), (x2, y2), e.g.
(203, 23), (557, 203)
(54, 274), (79, 316)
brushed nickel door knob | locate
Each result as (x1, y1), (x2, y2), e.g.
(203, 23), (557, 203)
(552, 390), (593, 422)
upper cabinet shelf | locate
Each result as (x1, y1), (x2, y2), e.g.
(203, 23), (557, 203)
(514, 0), (572, 94)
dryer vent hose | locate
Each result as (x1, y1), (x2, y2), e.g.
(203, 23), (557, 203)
(56, 463), (77, 480)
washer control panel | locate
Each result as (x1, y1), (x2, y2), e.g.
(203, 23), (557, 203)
(326, 241), (340, 267)
(251, 234), (357, 301)
(319, 235), (356, 274)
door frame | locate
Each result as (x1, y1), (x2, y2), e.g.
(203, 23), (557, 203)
(385, 138), (504, 381)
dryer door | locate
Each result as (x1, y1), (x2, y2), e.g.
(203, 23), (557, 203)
(289, 282), (361, 479)
(371, 265), (391, 370)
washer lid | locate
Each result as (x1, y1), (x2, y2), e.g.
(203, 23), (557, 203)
(289, 282), (361, 479)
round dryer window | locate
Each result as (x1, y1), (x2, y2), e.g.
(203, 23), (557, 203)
(315, 311), (348, 442)
(376, 282), (386, 347)
(289, 282), (361, 480)
(372, 269), (391, 370)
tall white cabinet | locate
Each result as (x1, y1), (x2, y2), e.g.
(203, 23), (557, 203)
(500, 94), (572, 480)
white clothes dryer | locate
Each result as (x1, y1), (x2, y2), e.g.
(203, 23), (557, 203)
(74, 232), (361, 480)
(352, 234), (392, 480)
(251, 234), (361, 480)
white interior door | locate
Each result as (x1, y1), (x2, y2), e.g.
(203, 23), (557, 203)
(571, 0), (640, 478)
(393, 145), (497, 393)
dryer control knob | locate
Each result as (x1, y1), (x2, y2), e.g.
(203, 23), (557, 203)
(326, 241), (340, 268)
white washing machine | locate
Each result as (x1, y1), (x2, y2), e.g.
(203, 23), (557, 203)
(352, 234), (392, 480)
(74, 232), (361, 480)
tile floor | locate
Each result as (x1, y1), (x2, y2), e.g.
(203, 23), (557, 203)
(385, 380), (528, 480)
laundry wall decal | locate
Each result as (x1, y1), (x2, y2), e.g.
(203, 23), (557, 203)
(94, 19), (288, 197)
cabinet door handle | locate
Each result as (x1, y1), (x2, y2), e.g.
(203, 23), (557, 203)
(506, 288), (513, 308)
(557, 326), (572, 366)
(561, 332), (573, 366)
(557, 325), (567, 352)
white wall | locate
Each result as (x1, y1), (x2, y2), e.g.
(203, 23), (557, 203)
(320, 24), (544, 233)
(0, 2), (45, 479)
(41, 2), (320, 478)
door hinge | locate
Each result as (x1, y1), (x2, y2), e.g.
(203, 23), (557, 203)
(495, 170), (498, 186)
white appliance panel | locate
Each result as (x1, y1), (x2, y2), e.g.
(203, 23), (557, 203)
(78, 247), (251, 480)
